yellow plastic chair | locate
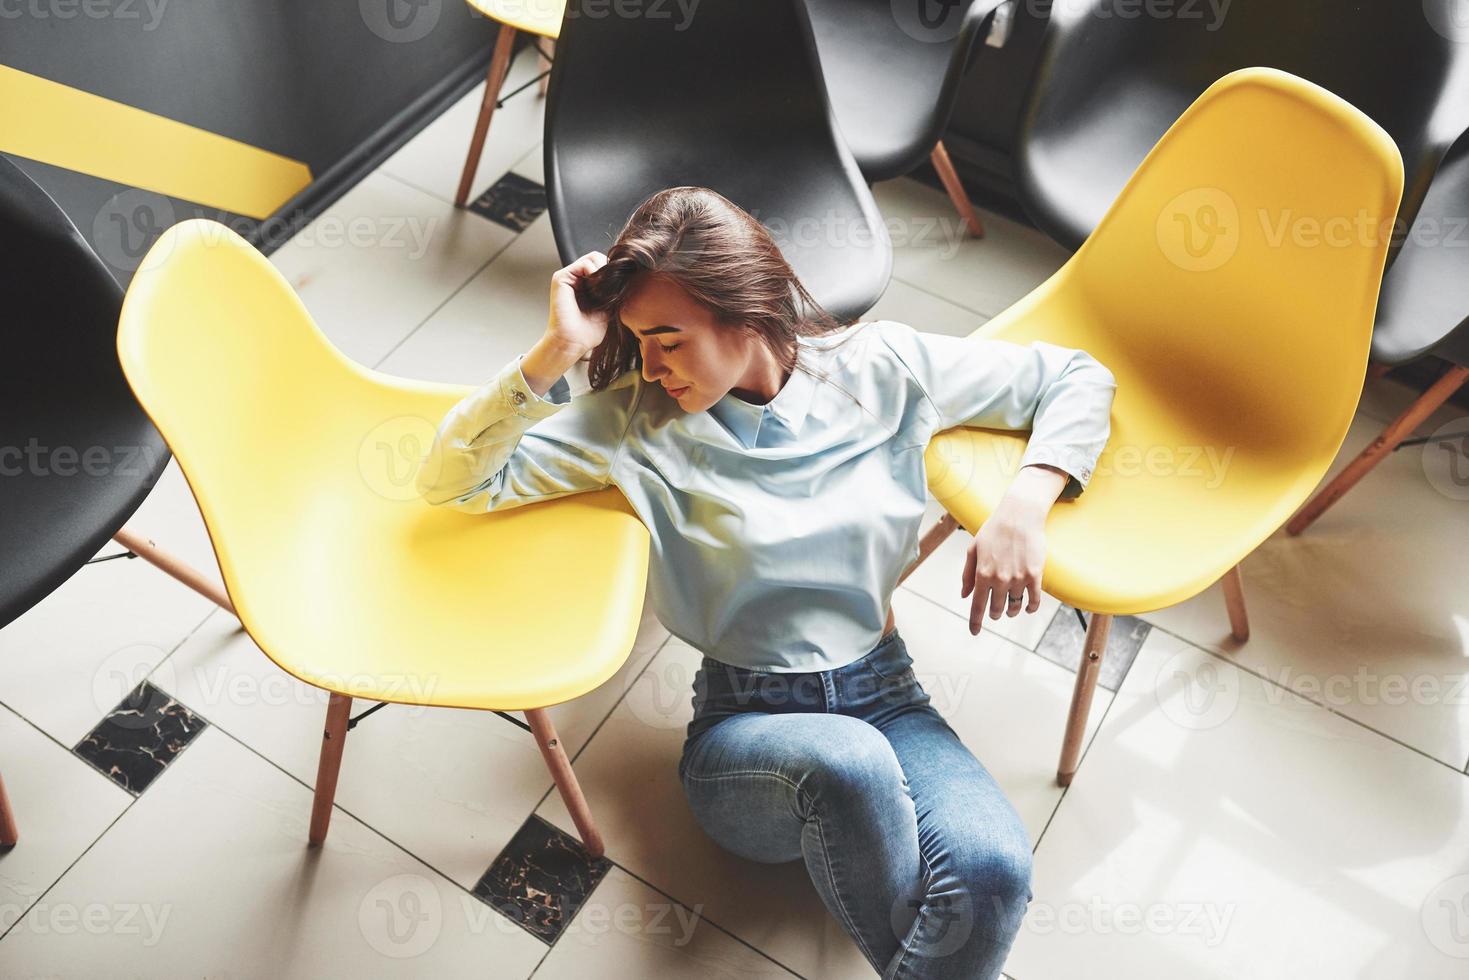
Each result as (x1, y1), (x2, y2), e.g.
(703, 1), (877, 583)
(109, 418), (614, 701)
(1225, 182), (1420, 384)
(904, 67), (1404, 785)
(456, 0), (566, 206)
(116, 220), (650, 857)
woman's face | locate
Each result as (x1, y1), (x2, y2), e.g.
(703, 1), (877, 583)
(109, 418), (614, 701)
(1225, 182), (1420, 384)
(618, 273), (766, 414)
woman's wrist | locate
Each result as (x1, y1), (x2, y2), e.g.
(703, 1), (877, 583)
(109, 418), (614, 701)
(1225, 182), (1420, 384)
(521, 335), (587, 398)
(996, 464), (1069, 521)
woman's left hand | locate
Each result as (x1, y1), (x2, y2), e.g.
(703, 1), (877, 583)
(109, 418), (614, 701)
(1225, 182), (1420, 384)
(960, 465), (1067, 635)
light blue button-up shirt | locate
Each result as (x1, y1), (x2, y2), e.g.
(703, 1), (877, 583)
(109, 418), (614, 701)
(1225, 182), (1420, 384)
(416, 320), (1116, 672)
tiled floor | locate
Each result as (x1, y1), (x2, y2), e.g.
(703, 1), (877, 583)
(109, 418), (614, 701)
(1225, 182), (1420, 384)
(3, 44), (1468, 979)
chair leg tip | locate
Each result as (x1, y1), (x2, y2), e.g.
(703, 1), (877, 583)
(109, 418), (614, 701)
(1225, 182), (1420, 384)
(1055, 770), (1074, 787)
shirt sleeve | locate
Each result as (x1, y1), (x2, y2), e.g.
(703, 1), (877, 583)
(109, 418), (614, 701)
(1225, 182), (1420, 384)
(414, 353), (643, 514)
(877, 321), (1117, 499)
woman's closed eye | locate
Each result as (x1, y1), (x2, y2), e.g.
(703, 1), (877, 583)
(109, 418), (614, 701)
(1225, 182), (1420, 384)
(660, 343), (681, 353)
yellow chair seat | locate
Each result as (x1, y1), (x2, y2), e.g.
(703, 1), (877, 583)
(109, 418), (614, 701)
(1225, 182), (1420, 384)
(927, 66), (1404, 618)
(466, 0), (565, 38)
(118, 221), (649, 710)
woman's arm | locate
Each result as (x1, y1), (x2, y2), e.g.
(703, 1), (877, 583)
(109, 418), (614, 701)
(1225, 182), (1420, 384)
(415, 253), (643, 514)
(875, 321), (1118, 633)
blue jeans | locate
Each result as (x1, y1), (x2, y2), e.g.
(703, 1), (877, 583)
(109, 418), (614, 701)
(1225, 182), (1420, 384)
(677, 628), (1034, 979)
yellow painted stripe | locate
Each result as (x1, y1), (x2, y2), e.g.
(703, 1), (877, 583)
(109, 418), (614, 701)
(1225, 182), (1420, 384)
(0, 64), (312, 219)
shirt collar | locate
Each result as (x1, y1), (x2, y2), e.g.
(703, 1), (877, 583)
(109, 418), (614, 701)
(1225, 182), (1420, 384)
(708, 348), (821, 449)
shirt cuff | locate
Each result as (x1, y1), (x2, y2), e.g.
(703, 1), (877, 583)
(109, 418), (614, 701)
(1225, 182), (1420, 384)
(1019, 444), (1096, 500)
(501, 353), (571, 419)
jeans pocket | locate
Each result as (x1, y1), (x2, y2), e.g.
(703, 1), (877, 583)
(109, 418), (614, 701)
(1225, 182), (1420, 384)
(864, 631), (914, 679)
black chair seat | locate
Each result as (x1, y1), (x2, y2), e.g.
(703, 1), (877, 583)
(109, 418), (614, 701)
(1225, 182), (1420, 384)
(1014, 0), (1469, 260)
(545, 0), (891, 324)
(804, 0), (1001, 183)
(0, 154), (169, 629)
(1372, 134), (1469, 368)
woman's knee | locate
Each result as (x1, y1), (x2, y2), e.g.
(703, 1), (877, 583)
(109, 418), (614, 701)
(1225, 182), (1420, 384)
(943, 835), (1034, 937)
(786, 717), (909, 816)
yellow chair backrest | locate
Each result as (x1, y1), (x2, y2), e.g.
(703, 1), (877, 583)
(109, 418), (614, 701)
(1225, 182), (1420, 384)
(987, 66), (1403, 464)
(117, 221), (648, 706)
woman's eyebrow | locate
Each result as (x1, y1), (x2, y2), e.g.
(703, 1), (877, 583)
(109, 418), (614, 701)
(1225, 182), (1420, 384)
(637, 325), (682, 336)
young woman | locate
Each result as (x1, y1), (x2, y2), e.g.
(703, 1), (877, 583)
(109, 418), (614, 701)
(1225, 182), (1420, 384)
(416, 186), (1116, 979)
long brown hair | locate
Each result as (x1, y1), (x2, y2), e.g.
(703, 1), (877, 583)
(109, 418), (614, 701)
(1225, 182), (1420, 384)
(575, 186), (870, 395)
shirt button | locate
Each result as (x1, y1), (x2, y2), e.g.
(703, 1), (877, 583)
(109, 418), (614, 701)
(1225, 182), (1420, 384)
(511, 389), (526, 405)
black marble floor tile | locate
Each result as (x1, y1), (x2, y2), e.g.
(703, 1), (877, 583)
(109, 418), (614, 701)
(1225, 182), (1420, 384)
(73, 681), (208, 795)
(1035, 605), (1152, 692)
(472, 814), (611, 945)
(468, 171), (547, 232)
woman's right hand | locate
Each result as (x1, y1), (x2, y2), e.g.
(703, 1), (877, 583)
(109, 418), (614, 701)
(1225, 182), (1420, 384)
(546, 251), (611, 356)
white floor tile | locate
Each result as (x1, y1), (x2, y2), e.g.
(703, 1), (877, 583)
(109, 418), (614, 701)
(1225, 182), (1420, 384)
(873, 177), (1071, 319)
(1009, 629), (1469, 979)
(378, 43), (548, 207)
(1142, 412), (1469, 770)
(864, 275), (992, 338)
(269, 171), (516, 370)
(0, 704), (132, 935)
(533, 865), (797, 979)
(0, 727), (547, 977)
(375, 198), (562, 387)
(151, 599), (668, 891)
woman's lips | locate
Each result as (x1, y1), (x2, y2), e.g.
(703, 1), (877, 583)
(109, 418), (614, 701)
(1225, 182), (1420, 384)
(666, 384), (690, 397)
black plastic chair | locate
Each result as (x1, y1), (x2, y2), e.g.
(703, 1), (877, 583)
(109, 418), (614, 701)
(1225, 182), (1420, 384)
(1287, 131), (1469, 533)
(1012, 0), (1469, 258)
(804, 0), (1011, 235)
(544, 0), (892, 324)
(1001, 1), (1469, 535)
(0, 154), (234, 846)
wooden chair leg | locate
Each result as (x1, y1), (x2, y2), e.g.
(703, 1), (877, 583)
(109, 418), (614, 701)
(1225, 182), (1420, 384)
(308, 693), (352, 847)
(537, 38), (555, 97)
(1057, 612), (1111, 787)
(1287, 364), (1469, 535)
(455, 25), (519, 208)
(0, 769), (18, 848)
(896, 511), (961, 586)
(1221, 564), (1249, 643)
(112, 527), (235, 615)
(525, 708), (605, 859)
(930, 140), (985, 239)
